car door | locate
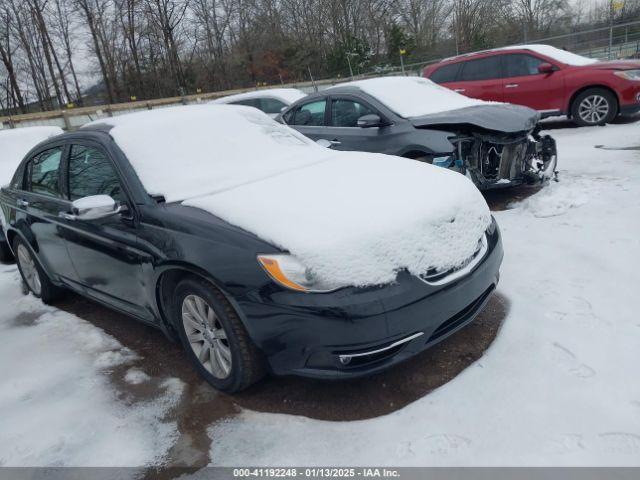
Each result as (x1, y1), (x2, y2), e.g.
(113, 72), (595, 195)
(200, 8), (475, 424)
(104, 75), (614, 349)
(325, 96), (394, 154)
(500, 53), (564, 112)
(282, 98), (330, 142)
(14, 145), (78, 283)
(58, 142), (152, 321)
(446, 55), (504, 102)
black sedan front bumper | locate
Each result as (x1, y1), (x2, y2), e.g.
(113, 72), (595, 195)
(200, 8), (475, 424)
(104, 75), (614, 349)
(236, 221), (504, 379)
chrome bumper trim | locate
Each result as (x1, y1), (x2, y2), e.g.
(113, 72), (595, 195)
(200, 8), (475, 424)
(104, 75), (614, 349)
(338, 332), (424, 364)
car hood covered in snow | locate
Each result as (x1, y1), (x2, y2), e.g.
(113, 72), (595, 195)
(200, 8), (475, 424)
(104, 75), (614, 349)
(89, 105), (491, 288)
(0, 126), (63, 185)
(410, 104), (540, 133)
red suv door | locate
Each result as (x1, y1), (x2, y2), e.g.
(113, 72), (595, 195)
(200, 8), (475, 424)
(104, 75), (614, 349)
(500, 53), (565, 112)
(445, 55), (504, 102)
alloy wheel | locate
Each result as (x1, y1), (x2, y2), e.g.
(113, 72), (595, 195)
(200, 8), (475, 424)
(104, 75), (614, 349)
(578, 95), (609, 124)
(18, 244), (42, 295)
(17, 244), (41, 296)
(181, 294), (232, 379)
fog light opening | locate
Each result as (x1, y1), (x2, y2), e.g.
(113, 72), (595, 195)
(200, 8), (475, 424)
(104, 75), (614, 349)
(339, 356), (352, 366)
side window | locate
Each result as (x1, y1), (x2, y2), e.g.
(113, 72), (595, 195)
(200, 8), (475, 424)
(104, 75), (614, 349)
(502, 54), (546, 77)
(282, 108), (295, 124)
(28, 147), (63, 197)
(291, 100), (327, 126)
(331, 99), (376, 127)
(430, 63), (462, 84)
(260, 98), (287, 114)
(229, 98), (261, 108)
(68, 145), (124, 203)
(459, 56), (501, 81)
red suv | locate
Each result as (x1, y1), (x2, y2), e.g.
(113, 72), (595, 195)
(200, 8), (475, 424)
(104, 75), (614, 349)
(423, 44), (640, 126)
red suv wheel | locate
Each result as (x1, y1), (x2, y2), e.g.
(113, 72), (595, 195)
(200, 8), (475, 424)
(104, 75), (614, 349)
(571, 88), (618, 127)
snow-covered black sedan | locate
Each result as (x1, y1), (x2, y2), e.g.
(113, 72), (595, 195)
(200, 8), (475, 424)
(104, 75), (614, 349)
(279, 76), (558, 189)
(0, 105), (503, 392)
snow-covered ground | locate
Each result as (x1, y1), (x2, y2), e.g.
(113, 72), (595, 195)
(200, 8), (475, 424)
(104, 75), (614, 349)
(207, 120), (640, 466)
(0, 119), (638, 466)
(0, 267), (184, 466)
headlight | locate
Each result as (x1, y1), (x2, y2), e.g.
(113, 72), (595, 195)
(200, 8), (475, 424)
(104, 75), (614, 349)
(614, 70), (640, 81)
(257, 254), (337, 293)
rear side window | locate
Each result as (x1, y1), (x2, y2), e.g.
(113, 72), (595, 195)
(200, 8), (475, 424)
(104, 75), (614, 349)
(430, 63), (462, 84)
(502, 54), (546, 77)
(229, 98), (261, 108)
(27, 147), (63, 197)
(331, 99), (376, 127)
(260, 98), (287, 114)
(459, 56), (501, 81)
(68, 145), (124, 203)
(291, 100), (327, 126)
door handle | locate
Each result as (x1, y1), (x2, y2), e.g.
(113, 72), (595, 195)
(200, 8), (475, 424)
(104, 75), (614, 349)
(505, 83), (519, 88)
(329, 139), (342, 146)
(59, 212), (77, 221)
(16, 199), (29, 208)
(454, 88), (466, 93)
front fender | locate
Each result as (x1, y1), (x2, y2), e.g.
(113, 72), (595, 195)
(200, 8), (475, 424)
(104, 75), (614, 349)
(397, 129), (456, 156)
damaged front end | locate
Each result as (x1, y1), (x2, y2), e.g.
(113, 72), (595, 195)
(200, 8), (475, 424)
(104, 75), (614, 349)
(446, 128), (558, 190)
(411, 104), (558, 189)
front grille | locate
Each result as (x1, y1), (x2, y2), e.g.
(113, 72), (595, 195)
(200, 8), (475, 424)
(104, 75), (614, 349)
(426, 285), (495, 343)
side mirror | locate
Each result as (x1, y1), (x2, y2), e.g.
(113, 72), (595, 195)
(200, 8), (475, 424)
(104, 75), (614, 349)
(538, 63), (555, 74)
(357, 114), (383, 128)
(61, 195), (122, 221)
(316, 139), (334, 149)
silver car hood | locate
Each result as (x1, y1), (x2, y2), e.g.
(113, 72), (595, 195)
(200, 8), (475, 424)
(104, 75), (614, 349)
(409, 104), (540, 133)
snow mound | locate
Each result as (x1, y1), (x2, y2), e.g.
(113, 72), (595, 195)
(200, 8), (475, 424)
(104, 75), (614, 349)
(84, 105), (329, 202)
(0, 279), (182, 466)
(516, 179), (589, 218)
(331, 76), (493, 118)
(500, 44), (598, 66)
(210, 88), (306, 106)
(0, 126), (63, 185)
(125, 368), (151, 385)
(186, 153), (491, 288)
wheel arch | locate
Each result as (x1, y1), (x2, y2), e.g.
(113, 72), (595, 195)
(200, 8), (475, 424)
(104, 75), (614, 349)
(567, 85), (620, 118)
(155, 263), (249, 342)
(5, 228), (17, 255)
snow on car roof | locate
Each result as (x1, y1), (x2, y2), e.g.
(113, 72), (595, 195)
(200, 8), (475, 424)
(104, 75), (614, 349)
(84, 105), (328, 203)
(442, 44), (598, 67)
(498, 44), (598, 66)
(0, 126), (63, 185)
(332, 76), (491, 118)
(210, 88), (307, 105)
(85, 104), (489, 288)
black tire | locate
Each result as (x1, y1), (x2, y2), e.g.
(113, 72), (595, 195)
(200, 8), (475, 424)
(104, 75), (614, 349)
(12, 237), (63, 304)
(571, 88), (618, 127)
(174, 277), (266, 393)
(0, 240), (13, 263)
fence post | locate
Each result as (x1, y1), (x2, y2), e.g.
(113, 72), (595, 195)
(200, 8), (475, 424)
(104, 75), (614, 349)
(62, 111), (71, 131)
